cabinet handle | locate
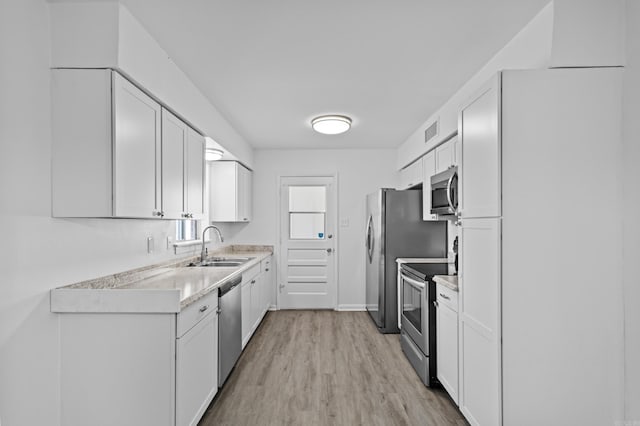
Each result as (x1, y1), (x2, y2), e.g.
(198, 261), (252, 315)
(433, 300), (439, 308)
(216, 307), (222, 315)
(153, 211), (164, 217)
(188, 213), (194, 218)
(199, 305), (209, 313)
(439, 293), (450, 300)
(265, 268), (269, 271)
(243, 218), (249, 221)
(251, 279), (256, 284)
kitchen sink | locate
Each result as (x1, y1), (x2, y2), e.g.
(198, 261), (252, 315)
(188, 257), (254, 268)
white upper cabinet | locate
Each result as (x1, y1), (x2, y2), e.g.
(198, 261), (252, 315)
(112, 73), (163, 218)
(161, 109), (187, 220)
(161, 109), (205, 220)
(422, 151), (437, 221)
(435, 138), (456, 174)
(209, 161), (253, 222)
(185, 127), (205, 220)
(459, 76), (501, 219)
(51, 69), (204, 219)
(398, 159), (423, 190)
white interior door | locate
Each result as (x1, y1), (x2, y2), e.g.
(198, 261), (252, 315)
(279, 176), (336, 309)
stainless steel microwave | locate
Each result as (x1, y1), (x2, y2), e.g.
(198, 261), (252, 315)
(430, 166), (458, 215)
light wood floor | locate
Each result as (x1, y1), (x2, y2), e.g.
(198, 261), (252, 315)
(199, 310), (468, 426)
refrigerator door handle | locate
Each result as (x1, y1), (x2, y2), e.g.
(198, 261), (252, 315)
(366, 215), (374, 263)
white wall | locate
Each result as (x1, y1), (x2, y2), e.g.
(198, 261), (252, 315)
(397, 2), (554, 169)
(227, 149), (397, 309)
(49, 1), (254, 168)
(623, 0), (640, 420)
(0, 2), (226, 425)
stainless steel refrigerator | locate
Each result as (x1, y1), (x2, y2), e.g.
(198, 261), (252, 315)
(365, 189), (447, 333)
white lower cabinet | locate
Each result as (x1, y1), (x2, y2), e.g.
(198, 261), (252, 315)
(436, 284), (459, 405)
(250, 274), (262, 332)
(58, 290), (220, 426)
(241, 278), (252, 348)
(176, 309), (218, 426)
(241, 256), (274, 348)
(262, 257), (274, 310)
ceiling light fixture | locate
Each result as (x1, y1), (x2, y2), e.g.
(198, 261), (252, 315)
(205, 148), (224, 162)
(311, 115), (352, 135)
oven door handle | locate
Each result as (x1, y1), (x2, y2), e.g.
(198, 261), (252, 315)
(401, 273), (426, 291)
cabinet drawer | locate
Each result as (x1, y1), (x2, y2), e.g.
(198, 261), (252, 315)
(177, 291), (218, 337)
(260, 256), (272, 273)
(242, 264), (260, 284)
(436, 283), (458, 312)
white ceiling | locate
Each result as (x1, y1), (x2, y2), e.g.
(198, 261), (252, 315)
(120, 0), (550, 150)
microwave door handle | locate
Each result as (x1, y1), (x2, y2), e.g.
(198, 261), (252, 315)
(446, 172), (455, 213)
(402, 274), (426, 291)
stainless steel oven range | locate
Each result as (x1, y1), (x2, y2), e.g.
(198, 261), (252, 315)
(400, 262), (448, 387)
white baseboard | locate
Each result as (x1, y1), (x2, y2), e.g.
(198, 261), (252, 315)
(336, 304), (366, 311)
(266, 304), (366, 311)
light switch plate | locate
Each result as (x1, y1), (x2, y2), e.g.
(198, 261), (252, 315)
(147, 236), (154, 254)
(340, 218), (349, 228)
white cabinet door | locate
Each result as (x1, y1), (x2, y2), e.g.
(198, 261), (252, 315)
(459, 217), (501, 426)
(209, 161), (253, 222)
(238, 164), (252, 222)
(436, 291), (459, 405)
(435, 139), (455, 174)
(161, 108), (186, 220)
(186, 127), (204, 220)
(422, 151), (437, 221)
(262, 257), (274, 311)
(398, 159), (423, 189)
(250, 275), (261, 331)
(460, 75), (501, 219)
(112, 72), (162, 218)
(175, 311), (218, 426)
(241, 281), (251, 349)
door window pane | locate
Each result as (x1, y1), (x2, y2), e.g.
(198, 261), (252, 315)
(288, 185), (327, 240)
(289, 186), (326, 212)
(290, 213), (325, 239)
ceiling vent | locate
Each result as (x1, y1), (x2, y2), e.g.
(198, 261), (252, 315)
(424, 119), (439, 143)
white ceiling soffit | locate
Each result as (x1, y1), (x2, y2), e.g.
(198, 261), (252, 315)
(121, 0), (550, 150)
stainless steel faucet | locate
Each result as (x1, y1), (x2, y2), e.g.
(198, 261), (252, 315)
(201, 225), (224, 262)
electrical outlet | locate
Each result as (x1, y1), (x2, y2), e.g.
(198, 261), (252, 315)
(147, 236), (154, 254)
(340, 218), (349, 228)
(166, 236), (173, 249)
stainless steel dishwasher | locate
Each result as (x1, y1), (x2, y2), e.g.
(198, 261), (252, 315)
(218, 275), (242, 387)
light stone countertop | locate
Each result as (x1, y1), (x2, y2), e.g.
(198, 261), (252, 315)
(433, 275), (459, 292)
(50, 245), (273, 313)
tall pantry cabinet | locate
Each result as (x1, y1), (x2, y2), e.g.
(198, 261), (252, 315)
(458, 69), (624, 426)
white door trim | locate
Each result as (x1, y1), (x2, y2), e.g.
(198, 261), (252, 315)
(276, 174), (339, 310)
